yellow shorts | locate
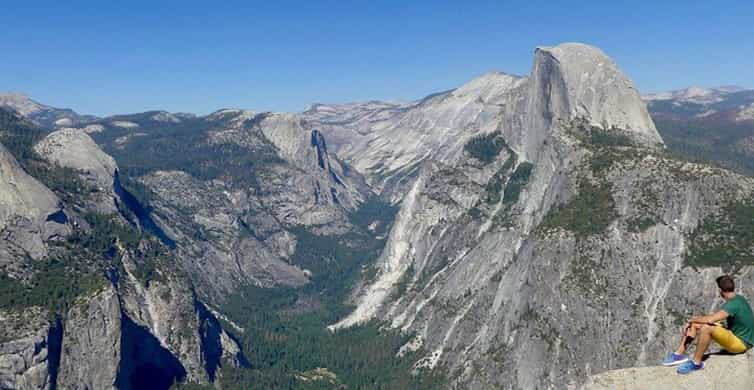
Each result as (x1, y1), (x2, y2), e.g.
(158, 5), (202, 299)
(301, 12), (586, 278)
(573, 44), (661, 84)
(711, 325), (749, 354)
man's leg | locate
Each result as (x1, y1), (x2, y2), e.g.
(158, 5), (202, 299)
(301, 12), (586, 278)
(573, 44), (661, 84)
(676, 322), (701, 355)
(710, 325), (749, 354)
(692, 325), (714, 364)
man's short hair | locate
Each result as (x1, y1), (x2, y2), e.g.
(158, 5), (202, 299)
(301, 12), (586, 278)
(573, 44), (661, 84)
(716, 275), (735, 292)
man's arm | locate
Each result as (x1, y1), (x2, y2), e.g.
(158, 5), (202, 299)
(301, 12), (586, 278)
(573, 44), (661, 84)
(689, 310), (729, 325)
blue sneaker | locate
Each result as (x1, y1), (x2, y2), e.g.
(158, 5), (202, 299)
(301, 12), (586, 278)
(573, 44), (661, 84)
(677, 359), (703, 374)
(661, 352), (688, 366)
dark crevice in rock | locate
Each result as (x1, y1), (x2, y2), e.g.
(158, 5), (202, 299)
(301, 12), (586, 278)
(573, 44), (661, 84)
(45, 210), (68, 224)
(311, 130), (328, 169)
(115, 313), (186, 390)
(329, 167), (344, 186)
(47, 317), (63, 390)
(194, 297), (250, 382)
(105, 266), (120, 287)
(330, 187), (340, 205)
(535, 49), (570, 127)
(314, 181), (321, 203)
(113, 170), (176, 249)
(195, 300), (222, 382)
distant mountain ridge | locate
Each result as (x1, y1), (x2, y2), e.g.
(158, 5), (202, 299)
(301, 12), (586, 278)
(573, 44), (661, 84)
(643, 85), (754, 175)
(643, 85), (747, 104)
(643, 86), (754, 120)
(0, 92), (97, 128)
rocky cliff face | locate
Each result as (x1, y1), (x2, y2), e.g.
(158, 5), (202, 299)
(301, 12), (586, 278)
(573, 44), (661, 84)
(0, 140), (66, 270)
(327, 43), (754, 389)
(304, 71), (523, 202)
(56, 287), (122, 389)
(0, 116), (246, 389)
(0, 102), (376, 388)
(77, 108), (373, 300)
(0, 308), (58, 390)
(34, 128), (121, 214)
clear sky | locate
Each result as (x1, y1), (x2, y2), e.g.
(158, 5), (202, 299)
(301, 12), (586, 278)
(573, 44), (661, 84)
(2, 0), (752, 116)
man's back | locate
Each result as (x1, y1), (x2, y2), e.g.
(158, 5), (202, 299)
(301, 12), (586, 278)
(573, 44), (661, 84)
(722, 294), (754, 347)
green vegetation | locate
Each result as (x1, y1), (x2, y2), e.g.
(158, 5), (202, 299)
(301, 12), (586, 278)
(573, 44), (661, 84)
(218, 254), (442, 388)
(464, 132), (508, 164)
(588, 147), (642, 175)
(686, 201), (754, 269)
(566, 118), (646, 175)
(129, 239), (171, 287)
(0, 259), (106, 316)
(349, 197), (399, 236)
(92, 114), (282, 189)
(76, 212), (142, 251)
(491, 209), (514, 229)
(0, 108), (48, 161)
(654, 116), (754, 176)
(467, 206), (483, 219)
(202, 195), (445, 389)
(581, 129), (634, 148)
(220, 285), (442, 389)
(391, 264), (415, 299)
(0, 108), (92, 204)
(564, 253), (607, 294)
(119, 173), (155, 211)
(627, 216), (657, 233)
(171, 383), (214, 390)
(482, 154), (516, 205)
(568, 118), (634, 148)
(287, 229), (383, 312)
(0, 208), (174, 317)
(502, 162), (534, 204)
(541, 181), (618, 236)
(486, 337), (512, 365)
(483, 169), (507, 204)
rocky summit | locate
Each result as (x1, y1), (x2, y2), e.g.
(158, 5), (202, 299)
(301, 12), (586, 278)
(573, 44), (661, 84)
(1, 42), (753, 389)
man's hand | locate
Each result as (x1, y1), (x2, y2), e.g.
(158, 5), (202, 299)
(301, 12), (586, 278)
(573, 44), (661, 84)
(687, 310), (729, 326)
(683, 322), (693, 336)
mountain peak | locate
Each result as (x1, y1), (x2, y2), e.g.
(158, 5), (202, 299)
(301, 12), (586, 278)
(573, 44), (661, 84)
(1, 91), (30, 99)
(0, 92), (46, 116)
(528, 42), (663, 152)
(0, 92), (95, 128)
(535, 41), (609, 59)
(453, 70), (522, 101)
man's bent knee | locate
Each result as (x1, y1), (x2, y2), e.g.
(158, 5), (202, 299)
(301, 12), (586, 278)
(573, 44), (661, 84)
(700, 324), (714, 334)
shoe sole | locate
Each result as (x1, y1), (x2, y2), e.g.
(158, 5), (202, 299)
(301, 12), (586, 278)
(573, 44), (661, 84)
(662, 358), (689, 366)
(677, 367), (703, 374)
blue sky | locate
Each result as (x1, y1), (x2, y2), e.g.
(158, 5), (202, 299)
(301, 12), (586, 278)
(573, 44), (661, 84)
(2, 1), (752, 116)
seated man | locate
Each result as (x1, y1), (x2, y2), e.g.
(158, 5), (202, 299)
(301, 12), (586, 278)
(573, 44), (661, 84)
(662, 275), (754, 374)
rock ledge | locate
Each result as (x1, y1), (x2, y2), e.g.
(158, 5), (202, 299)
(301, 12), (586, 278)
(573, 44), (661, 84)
(581, 350), (754, 390)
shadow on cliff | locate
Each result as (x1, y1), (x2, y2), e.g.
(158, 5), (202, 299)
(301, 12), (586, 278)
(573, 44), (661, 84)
(113, 170), (176, 249)
(115, 314), (186, 390)
(195, 297), (251, 382)
(47, 318), (64, 390)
